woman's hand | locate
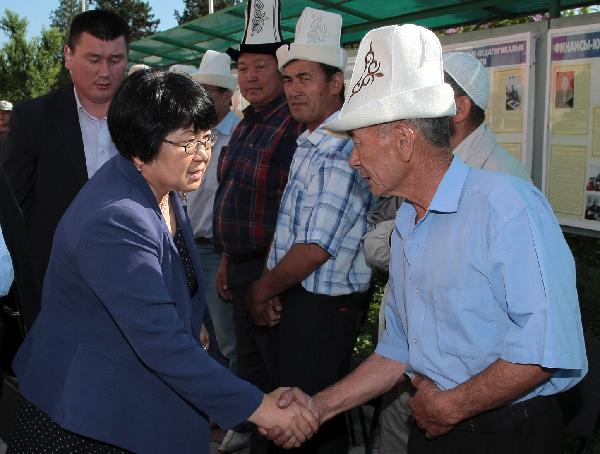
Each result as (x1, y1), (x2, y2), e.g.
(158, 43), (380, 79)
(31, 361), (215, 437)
(199, 323), (210, 350)
(216, 254), (232, 301)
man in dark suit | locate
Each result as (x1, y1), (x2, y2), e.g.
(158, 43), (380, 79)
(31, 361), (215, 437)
(1, 10), (129, 324)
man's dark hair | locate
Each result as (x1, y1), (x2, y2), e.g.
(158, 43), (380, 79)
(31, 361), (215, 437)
(444, 71), (485, 126)
(319, 63), (345, 103)
(68, 10), (130, 49)
(405, 117), (451, 148)
(108, 70), (217, 163)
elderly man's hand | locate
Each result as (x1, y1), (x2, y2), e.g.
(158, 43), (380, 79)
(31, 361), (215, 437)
(253, 389), (319, 449)
(408, 375), (456, 438)
(262, 386), (325, 446)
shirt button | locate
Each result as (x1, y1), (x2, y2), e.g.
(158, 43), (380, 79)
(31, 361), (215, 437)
(412, 338), (418, 343)
(415, 288), (420, 295)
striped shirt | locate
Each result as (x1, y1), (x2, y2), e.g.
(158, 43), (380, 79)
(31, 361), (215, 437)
(213, 94), (303, 256)
(267, 112), (373, 295)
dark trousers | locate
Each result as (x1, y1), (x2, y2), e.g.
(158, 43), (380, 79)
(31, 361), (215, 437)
(266, 284), (370, 454)
(226, 255), (271, 452)
(407, 396), (564, 454)
(226, 255), (270, 392)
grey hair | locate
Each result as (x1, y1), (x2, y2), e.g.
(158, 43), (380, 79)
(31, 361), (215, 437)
(404, 117), (451, 148)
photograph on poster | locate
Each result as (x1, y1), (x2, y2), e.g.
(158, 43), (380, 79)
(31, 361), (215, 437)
(550, 64), (589, 135)
(587, 164), (600, 192)
(505, 75), (522, 110)
(585, 194), (600, 221)
(555, 71), (575, 108)
(493, 68), (523, 132)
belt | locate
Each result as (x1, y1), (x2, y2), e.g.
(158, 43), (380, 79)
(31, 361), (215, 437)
(195, 237), (213, 245)
(454, 395), (557, 433)
(226, 248), (267, 264)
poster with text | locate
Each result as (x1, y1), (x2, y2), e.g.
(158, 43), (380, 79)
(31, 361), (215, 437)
(444, 33), (534, 173)
(543, 25), (600, 231)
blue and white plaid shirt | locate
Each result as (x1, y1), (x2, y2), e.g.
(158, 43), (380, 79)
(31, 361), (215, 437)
(267, 112), (373, 295)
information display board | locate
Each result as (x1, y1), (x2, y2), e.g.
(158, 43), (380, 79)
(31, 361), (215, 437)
(543, 25), (600, 230)
(444, 33), (535, 174)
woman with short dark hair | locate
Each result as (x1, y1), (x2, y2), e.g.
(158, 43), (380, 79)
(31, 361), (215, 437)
(6, 70), (315, 453)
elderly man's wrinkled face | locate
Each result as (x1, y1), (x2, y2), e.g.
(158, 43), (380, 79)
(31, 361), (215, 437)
(65, 32), (128, 112)
(237, 53), (282, 109)
(349, 123), (400, 196)
(0, 110), (11, 134)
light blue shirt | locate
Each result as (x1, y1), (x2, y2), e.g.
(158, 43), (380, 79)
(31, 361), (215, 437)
(267, 112), (373, 295)
(376, 157), (587, 401)
(74, 88), (119, 178)
(187, 111), (240, 239)
(0, 225), (14, 296)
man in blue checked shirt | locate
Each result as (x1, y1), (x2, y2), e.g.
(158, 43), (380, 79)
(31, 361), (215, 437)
(246, 8), (373, 453)
(269, 24), (587, 454)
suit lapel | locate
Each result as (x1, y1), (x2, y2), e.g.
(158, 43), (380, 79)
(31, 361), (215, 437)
(50, 86), (88, 186)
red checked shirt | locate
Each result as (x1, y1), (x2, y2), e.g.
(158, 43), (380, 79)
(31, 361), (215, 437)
(213, 94), (303, 256)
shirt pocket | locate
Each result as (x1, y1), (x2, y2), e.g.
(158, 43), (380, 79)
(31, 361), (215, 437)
(433, 285), (499, 360)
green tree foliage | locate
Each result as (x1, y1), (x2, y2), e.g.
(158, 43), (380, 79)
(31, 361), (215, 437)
(174, 0), (240, 25)
(0, 10), (63, 103)
(50, 0), (83, 40)
(93, 0), (159, 41)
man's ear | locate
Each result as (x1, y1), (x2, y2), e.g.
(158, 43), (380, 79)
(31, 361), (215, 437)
(329, 72), (345, 97)
(453, 95), (472, 124)
(393, 121), (417, 163)
(64, 45), (73, 71)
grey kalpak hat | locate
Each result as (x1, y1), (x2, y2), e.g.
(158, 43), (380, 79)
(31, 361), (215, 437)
(226, 0), (284, 61)
(443, 52), (490, 109)
(325, 24), (455, 134)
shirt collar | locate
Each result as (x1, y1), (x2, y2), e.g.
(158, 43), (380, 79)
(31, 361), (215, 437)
(73, 87), (105, 121)
(214, 111), (239, 136)
(297, 110), (342, 147)
(243, 93), (288, 121)
(428, 156), (469, 214)
(452, 123), (493, 168)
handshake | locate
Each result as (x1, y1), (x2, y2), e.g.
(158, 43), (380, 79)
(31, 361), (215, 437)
(248, 387), (324, 449)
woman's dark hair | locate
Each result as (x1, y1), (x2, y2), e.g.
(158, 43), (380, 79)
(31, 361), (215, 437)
(68, 10), (130, 49)
(108, 69), (218, 163)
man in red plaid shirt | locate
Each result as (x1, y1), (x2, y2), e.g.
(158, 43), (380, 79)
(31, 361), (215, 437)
(211, 1), (304, 451)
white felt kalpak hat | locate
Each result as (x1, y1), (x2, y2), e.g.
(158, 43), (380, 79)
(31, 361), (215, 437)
(0, 100), (12, 111)
(443, 52), (490, 109)
(193, 51), (237, 91)
(127, 64), (150, 75)
(325, 24), (455, 134)
(276, 7), (347, 71)
(168, 64), (198, 76)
